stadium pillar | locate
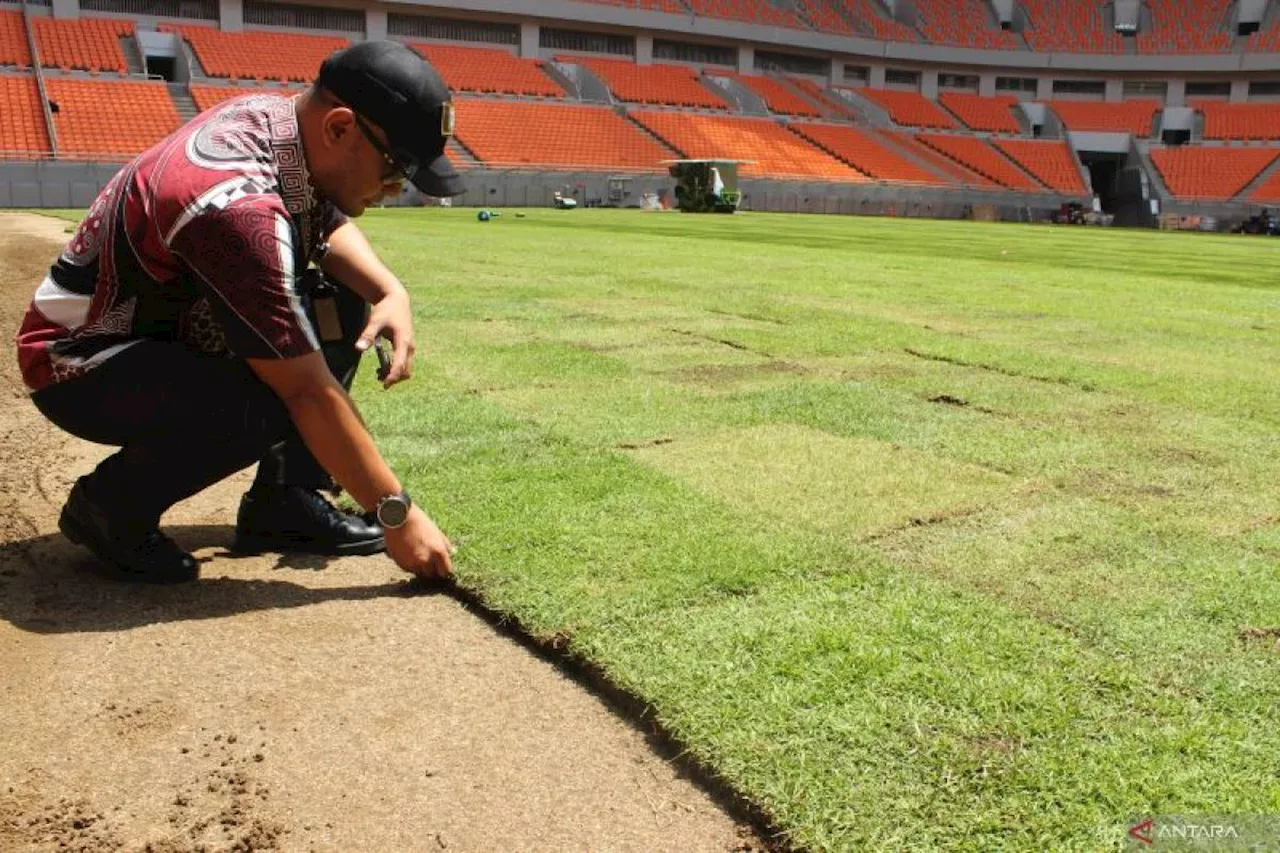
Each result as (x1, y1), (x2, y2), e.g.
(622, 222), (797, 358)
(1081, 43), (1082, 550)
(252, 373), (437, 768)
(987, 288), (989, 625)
(1036, 77), (1053, 101)
(1104, 79), (1123, 102)
(519, 22), (539, 58)
(921, 71), (938, 99)
(978, 74), (996, 97)
(829, 58), (841, 85)
(366, 8), (387, 41)
(219, 0), (243, 32)
(636, 36), (652, 65)
(737, 45), (753, 75)
(50, 0), (78, 19)
(869, 65), (886, 88)
(1166, 80), (1186, 107)
(1230, 80), (1249, 102)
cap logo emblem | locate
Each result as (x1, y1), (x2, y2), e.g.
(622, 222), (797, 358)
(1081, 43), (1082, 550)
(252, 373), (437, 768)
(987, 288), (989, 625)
(441, 102), (455, 138)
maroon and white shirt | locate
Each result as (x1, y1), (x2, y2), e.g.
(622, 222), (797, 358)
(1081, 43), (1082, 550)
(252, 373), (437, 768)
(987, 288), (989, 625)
(16, 93), (347, 393)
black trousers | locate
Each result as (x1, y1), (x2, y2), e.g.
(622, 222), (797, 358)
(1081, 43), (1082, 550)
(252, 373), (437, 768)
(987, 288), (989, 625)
(31, 276), (368, 529)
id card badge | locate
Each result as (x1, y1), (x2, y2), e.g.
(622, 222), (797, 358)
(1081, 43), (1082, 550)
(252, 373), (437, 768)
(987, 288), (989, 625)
(312, 292), (344, 342)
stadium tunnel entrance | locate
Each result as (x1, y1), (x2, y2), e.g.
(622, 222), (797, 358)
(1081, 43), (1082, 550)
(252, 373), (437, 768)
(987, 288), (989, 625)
(1078, 149), (1154, 227)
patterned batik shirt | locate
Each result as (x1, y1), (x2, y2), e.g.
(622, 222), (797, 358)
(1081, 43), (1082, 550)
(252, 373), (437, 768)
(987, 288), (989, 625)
(16, 92), (348, 393)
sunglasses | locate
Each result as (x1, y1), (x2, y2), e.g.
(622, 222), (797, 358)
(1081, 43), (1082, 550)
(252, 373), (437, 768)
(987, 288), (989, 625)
(350, 102), (455, 185)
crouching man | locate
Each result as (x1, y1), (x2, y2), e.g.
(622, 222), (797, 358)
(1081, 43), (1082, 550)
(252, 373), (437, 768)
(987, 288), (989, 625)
(15, 42), (459, 582)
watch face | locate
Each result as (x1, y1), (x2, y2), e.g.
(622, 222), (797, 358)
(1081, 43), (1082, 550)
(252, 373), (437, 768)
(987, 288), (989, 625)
(378, 496), (410, 528)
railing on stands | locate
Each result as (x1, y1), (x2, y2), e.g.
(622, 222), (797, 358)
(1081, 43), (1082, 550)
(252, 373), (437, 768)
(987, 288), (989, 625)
(21, 0), (57, 156)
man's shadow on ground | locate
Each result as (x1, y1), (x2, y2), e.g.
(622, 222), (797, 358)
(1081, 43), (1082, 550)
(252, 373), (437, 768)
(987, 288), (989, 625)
(0, 525), (452, 634)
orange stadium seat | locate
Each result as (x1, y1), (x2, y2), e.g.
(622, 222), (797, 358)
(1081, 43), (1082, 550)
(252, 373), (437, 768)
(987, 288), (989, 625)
(913, 0), (1018, 49)
(918, 133), (1043, 190)
(573, 0), (687, 11)
(684, 0), (807, 29)
(1249, 168), (1280, 203)
(0, 75), (52, 155)
(1137, 0), (1233, 54)
(46, 78), (180, 158)
(32, 17), (132, 74)
(1150, 146), (1280, 199)
(630, 110), (866, 181)
(790, 123), (945, 184)
(1192, 101), (1280, 141)
(939, 92), (1021, 133)
(1050, 100), (1159, 135)
(563, 56), (729, 109)
(855, 88), (957, 129)
(189, 84), (294, 113)
(0, 10), (32, 67)
(992, 139), (1087, 193)
(411, 43), (563, 98)
(874, 129), (996, 187)
(161, 24), (347, 83)
(837, 0), (918, 40)
(453, 99), (672, 170)
(1020, 0), (1124, 53)
(1248, 14), (1280, 51)
(795, 0), (856, 34)
(719, 73), (820, 116)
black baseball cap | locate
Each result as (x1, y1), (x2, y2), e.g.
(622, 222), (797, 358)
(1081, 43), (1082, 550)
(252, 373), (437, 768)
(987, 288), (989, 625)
(318, 40), (464, 197)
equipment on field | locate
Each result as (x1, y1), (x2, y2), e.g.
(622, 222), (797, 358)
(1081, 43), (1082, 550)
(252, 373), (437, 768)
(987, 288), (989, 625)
(552, 191), (578, 209)
(662, 159), (749, 213)
(477, 209), (502, 222)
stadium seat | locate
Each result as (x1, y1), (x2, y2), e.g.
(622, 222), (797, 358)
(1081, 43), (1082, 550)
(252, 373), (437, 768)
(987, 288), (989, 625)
(683, 0), (807, 30)
(871, 129), (994, 187)
(0, 75), (52, 155)
(0, 10), (32, 68)
(630, 110), (866, 181)
(411, 43), (564, 99)
(855, 89), (958, 129)
(161, 24), (348, 83)
(1020, 0), (1124, 53)
(939, 92), (1021, 133)
(1248, 14), (1280, 51)
(913, 0), (1018, 49)
(1050, 100), (1160, 136)
(717, 73), (821, 116)
(794, 0), (856, 34)
(1137, 0), (1233, 54)
(1192, 101), (1280, 141)
(991, 139), (1088, 193)
(918, 133), (1043, 191)
(1149, 146), (1280, 199)
(188, 84), (293, 114)
(836, 0), (919, 40)
(561, 56), (729, 110)
(453, 99), (673, 171)
(1249, 168), (1280, 203)
(45, 78), (180, 158)
(572, 0), (687, 12)
(790, 123), (946, 184)
(32, 17), (132, 75)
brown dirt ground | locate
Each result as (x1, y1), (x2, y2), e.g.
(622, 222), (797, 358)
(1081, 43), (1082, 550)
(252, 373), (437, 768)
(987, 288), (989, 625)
(0, 212), (766, 853)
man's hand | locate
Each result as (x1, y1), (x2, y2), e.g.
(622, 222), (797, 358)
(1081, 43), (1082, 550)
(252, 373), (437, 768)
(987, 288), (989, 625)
(356, 288), (415, 388)
(385, 506), (454, 579)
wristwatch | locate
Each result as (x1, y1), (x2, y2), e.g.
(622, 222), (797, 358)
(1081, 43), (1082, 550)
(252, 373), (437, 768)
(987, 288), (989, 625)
(375, 490), (412, 529)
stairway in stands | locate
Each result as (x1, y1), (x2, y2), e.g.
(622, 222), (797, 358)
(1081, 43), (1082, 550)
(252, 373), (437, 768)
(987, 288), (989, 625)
(168, 83), (199, 123)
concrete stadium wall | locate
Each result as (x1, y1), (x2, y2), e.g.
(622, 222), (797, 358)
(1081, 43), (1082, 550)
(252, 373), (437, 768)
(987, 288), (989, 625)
(0, 161), (118, 208)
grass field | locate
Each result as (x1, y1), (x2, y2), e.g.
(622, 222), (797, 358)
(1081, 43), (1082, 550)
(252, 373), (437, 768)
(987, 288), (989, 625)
(40, 207), (1280, 850)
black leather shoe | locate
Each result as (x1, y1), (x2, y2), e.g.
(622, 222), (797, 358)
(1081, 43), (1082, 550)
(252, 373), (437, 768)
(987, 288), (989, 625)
(233, 485), (385, 556)
(58, 477), (199, 584)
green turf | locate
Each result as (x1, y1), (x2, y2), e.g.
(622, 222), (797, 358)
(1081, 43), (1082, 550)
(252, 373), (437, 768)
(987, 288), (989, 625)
(40, 204), (1278, 850)
(350, 208), (1279, 851)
